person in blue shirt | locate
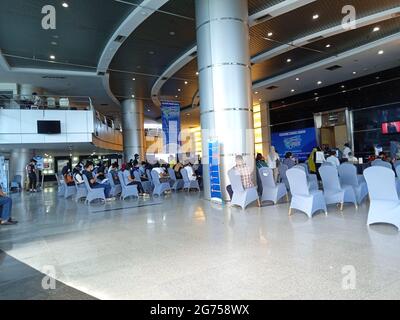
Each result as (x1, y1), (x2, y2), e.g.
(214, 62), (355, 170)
(0, 185), (17, 225)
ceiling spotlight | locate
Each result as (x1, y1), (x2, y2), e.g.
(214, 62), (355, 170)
(373, 26), (380, 32)
(267, 32), (273, 37)
(196, 72), (199, 76)
(259, 98), (262, 101)
(186, 113), (190, 116)
(286, 58), (292, 63)
(51, 41), (57, 46)
(255, 91), (259, 94)
(291, 89), (295, 93)
(169, 31), (175, 36)
(313, 14), (319, 20)
(148, 51), (155, 55)
(49, 55), (55, 60)
(131, 95), (135, 98)
(178, 88), (181, 92)
(62, 2), (69, 8)
(341, 85), (345, 88)
(314, 92), (318, 96)
(184, 81), (188, 85)
(325, 44), (331, 48)
(132, 78), (136, 81)
(352, 71), (357, 75)
(378, 50), (384, 55)
(147, 109), (151, 112)
(175, 95), (178, 98)
(295, 77), (300, 81)
(317, 81), (322, 85)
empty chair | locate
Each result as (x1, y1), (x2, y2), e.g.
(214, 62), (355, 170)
(46, 97), (56, 108)
(64, 182), (76, 199)
(278, 164), (290, 190)
(151, 169), (171, 196)
(74, 175), (87, 202)
(55, 174), (66, 196)
(227, 168), (259, 209)
(259, 167), (288, 204)
(82, 174), (106, 204)
(10, 175), (22, 192)
(167, 167), (184, 191)
(181, 167), (200, 191)
(364, 166), (400, 229)
(117, 171), (138, 200)
(338, 163), (368, 204)
(286, 167), (327, 218)
(133, 170), (152, 193)
(294, 164), (318, 190)
(371, 159), (392, 169)
(319, 165), (357, 210)
(321, 161), (334, 167)
(107, 172), (122, 197)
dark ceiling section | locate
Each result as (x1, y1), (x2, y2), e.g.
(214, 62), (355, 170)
(250, 0), (400, 57)
(0, 0), (133, 71)
(248, 0), (287, 15)
(109, 0), (197, 104)
(252, 16), (400, 83)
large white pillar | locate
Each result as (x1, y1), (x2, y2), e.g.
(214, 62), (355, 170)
(9, 148), (31, 187)
(121, 99), (145, 162)
(195, 0), (254, 200)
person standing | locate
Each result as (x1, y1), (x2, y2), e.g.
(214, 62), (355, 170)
(26, 159), (37, 192)
(255, 153), (268, 169)
(326, 150), (340, 168)
(267, 146), (280, 182)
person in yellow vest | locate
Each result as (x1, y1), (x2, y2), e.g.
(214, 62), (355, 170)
(307, 148), (318, 173)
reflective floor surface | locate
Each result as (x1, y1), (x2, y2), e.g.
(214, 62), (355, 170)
(1, 186), (400, 300)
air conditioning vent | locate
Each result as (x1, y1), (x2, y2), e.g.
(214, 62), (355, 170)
(266, 85), (278, 90)
(114, 35), (126, 43)
(307, 35), (324, 43)
(255, 13), (273, 23)
(326, 65), (343, 71)
(41, 76), (66, 79)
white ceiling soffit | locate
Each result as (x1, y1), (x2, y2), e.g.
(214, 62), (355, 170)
(252, 6), (400, 63)
(253, 32), (400, 100)
(97, 0), (169, 74)
(150, 0), (317, 107)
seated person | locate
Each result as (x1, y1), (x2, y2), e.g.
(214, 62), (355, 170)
(95, 161), (107, 182)
(226, 155), (258, 204)
(83, 161), (113, 200)
(347, 152), (359, 164)
(73, 165), (84, 185)
(173, 161), (184, 179)
(0, 185), (17, 225)
(282, 152), (297, 169)
(109, 162), (120, 185)
(63, 171), (75, 186)
(255, 153), (268, 169)
(326, 150), (340, 168)
(123, 163), (149, 197)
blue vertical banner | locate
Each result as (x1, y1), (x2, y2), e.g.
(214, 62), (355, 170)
(208, 140), (222, 202)
(0, 156), (9, 193)
(161, 101), (181, 154)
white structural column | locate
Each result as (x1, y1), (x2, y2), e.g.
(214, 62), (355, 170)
(9, 148), (31, 187)
(121, 99), (145, 161)
(195, 0), (254, 201)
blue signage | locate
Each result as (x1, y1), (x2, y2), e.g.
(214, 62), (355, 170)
(208, 140), (222, 201)
(161, 101), (181, 153)
(271, 127), (317, 161)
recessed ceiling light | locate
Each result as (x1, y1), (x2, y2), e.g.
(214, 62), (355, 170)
(325, 44), (331, 48)
(186, 113), (190, 116)
(313, 14), (319, 20)
(175, 95), (178, 98)
(341, 85), (345, 88)
(147, 109), (151, 112)
(137, 65), (141, 69)
(169, 31), (175, 36)
(196, 72), (199, 76)
(317, 81), (322, 85)
(295, 77), (300, 81)
(291, 89), (295, 93)
(62, 2), (69, 8)
(286, 58), (292, 63)
(255, 91), (259, 94)
(259, 98), (262, 101)
(267, 32), (273, 37)
(184, 81), (188, 85)
(378, 50), (384, 55)
(132, 78), (136, 81)
(314, 92), (318, 96)
(51, 41), (57, 46)
(148, 51), (155, 55)
(178, 88), (181, 92)
(373, 26), (380, 32)
(49, 55), (55, 60)
(131, 95), (135, 98)
(353, 71), (357, 75)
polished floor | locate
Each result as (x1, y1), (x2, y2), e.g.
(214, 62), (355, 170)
(1, 185), (400, 300)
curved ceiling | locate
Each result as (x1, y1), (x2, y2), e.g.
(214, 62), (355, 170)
(1, 0), (399, 127)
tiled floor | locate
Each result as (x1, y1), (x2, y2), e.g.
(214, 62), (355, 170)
(1, 186), (400, 300)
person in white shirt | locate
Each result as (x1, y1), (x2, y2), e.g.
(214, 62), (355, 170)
(267, 146), (280, 182)
(342, 143), (352, 160)
(326, 150), (340, 168)
(347, 152), (358, 164)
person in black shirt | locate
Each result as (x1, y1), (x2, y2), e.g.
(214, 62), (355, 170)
(83, 161), (112, 199)
(26, 159), (37, 192)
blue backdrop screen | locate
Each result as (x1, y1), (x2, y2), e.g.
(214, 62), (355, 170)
(271, 127), (317, 161)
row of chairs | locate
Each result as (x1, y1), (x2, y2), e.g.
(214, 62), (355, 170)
(56, 166), (200, 204)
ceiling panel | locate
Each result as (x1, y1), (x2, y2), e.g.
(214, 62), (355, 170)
(248, 0), (287, 15)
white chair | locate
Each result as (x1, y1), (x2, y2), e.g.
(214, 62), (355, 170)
(107, 172), (122, 197)
(319, 165), (358, 210)
(46, 97), (56, 108)
(395, 163), (400, 178)
(133, 170), (152, 193)
(278, 164), (290, 190)
(167, 167), (184, 191)
(294, 164), (319, 190)
(228, 168), (259, 210)
(118, 171), (138, 200)
(371, 159), (392, 169)
(151, 169), (171, 196)
(55, 174), (66, 197)
(364, 166), (400, 229)
(286, 167), (327, 218)
(338, 163), (368, 204)
(64, 180), (76, 199)
(82, 175), (106, 204)
(259, 167), (288, 204)
(73, 175), (87, 202)
(321, 161), (334, 167)
(146, 169), (154, 188)
(181, 167), (200, 191)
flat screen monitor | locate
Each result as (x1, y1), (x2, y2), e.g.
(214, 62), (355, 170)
(37, 120), (61, 134)
(382, 121), (400, 135)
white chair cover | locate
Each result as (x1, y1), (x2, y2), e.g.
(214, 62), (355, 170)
(228, 168), (259, 209)
(55, 174), (66, 196)
(364, 166), (400, 229)
(259, 167), (287, 204)
(133, 170), (152, 193)
(338, 163), (368, 204)
(321, 162), (334, 167)
(151, 169), (171, 196)
(82, 174), (106, 204)
(181, 167), (200, 191)
(371, 159), (392, 169)
(117, 171), (138, 200)
(73, 175), (87, 202)
(167, 167), (184, 191)
(319, 165), (357, 209)
(286, 167), (327, 218)
(278, 164), (290, 190)
(294, 164), (318, 190)
(64, 180), (76, 199)
(107, 172), (122, 197)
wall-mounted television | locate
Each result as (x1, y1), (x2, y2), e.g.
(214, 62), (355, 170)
(37, 120), (61, 134)
(382, 121), (400, 135)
